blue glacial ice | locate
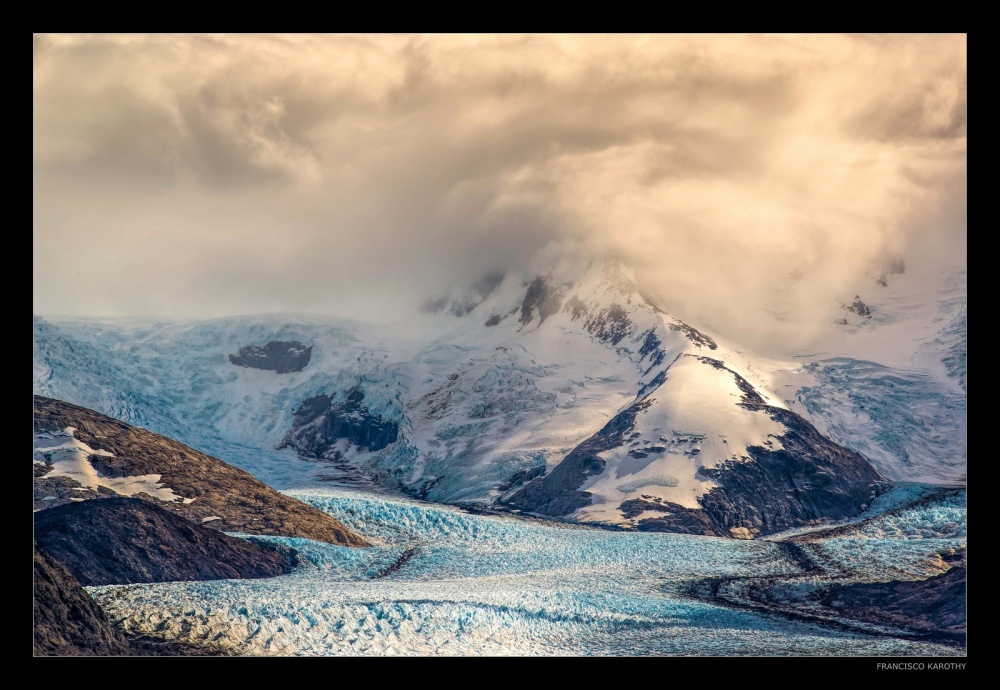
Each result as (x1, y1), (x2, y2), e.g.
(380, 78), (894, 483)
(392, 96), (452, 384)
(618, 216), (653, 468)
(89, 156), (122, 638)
(795, 358), (966, 483)
(88, 484), (965, 656)
(807, 487), (966, 581)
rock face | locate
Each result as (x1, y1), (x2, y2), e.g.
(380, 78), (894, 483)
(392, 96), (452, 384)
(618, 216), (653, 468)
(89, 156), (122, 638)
(280, 389), (399, 458)
(34, 540), (239, 656)
(34, 542), (132, 656)
(33, 471), (119, 512)
(736, 548), (967, 643)
(519, 277), (564, 326)
(35, 498), (296, 586)
(33, 396), (367, 547)
(689, 406), (883, 536)
(228, 341), (312, 373)
(503, 399), (653, 517)
(846, 295), (872, 318)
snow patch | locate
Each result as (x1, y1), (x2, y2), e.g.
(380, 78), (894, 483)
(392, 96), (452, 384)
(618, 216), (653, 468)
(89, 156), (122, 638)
(33, 427), (191, 504)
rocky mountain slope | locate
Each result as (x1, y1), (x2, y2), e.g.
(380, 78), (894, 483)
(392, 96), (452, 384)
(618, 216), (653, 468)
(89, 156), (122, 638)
(35, 498), (297, 586)
(33, 542), (133, 656)
(34, 541), (238, 656)
(33, 397), (363, 656)
(33, 396), (367, 547)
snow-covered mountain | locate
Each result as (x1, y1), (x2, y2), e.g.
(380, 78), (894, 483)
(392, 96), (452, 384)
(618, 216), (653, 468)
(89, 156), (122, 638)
(33, 257), (965, 537)
(785, 264), (967, 485)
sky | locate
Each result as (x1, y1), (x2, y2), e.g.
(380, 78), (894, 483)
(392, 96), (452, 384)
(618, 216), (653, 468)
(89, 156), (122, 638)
(33, 34), (966, 350)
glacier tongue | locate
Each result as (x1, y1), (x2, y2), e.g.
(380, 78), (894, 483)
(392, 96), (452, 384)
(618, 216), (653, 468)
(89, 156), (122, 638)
(85, 484), (964, 656)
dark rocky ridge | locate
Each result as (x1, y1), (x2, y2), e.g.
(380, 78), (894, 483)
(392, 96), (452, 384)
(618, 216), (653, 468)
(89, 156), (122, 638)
(620, 496), (717, 535)
(817, 557), (966, 638)
(33, 396), (367, 547)
(635, 502), (717, 535)
(34, 542), (237, 656)
(723, 541), (966, 644)
(564, 289), (634, 347)
(630, 416), (882, 537)
(33, 471), (119, 512)
(519, 277), (564, 326)
(690, 406), (883, 536)
(497, 464), (546, 493)
(668, 322), (718, 350)
(35, 498), (296, 586)
(683, 539), (965, 646)
(639, 361), (883, 537)
(846, 295), (872, 318)
(280, 388), (399, 459)
(564, 295), (588, 320)
(229, 340), (312, 373)
(638, 330), (665, 372)
(34, 542), (132, 656)
(503, 398), (654, 516)
(582, 303), (631, 346)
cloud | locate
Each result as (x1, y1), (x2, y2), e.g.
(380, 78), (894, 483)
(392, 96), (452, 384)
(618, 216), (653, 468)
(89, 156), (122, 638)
(33, 33), (966, 349)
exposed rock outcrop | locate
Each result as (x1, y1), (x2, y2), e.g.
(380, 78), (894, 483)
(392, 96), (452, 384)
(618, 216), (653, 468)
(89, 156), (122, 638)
(497, 465), (546, 493)
(502, 399), (653, 517)
(817, 554), (966, 639)
(280, 388), (399, 458)
(33, 396), (367, 547)
(582, 303), (631, 346)
(519, 277), (564, 326)
(33, 473), (119, 512)
(846, 295), (872, 318)
(228, 340), (312, 373)
(667, 321), (718, 350)
(34, 541), (237, 656)
(34, 542), (132, 656)
(691, 405), (883, 536)
(35, 498), (297, 586)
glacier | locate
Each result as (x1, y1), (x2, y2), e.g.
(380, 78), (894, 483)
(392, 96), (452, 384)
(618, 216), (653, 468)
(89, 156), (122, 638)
(88, 481), (965, 656)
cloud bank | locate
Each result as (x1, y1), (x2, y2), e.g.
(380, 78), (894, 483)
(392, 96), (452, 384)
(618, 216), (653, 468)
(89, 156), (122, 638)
(33, 34), (966, 349)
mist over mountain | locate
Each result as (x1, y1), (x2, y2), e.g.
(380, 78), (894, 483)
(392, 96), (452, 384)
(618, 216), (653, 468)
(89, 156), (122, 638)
(33, 34), (965, 353)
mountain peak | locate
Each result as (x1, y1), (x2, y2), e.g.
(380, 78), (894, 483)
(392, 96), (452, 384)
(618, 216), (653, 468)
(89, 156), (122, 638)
(582, 256), (641, 297)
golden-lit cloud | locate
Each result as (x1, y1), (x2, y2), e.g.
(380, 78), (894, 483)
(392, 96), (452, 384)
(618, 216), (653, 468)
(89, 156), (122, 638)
(33, 33), (966, 349)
